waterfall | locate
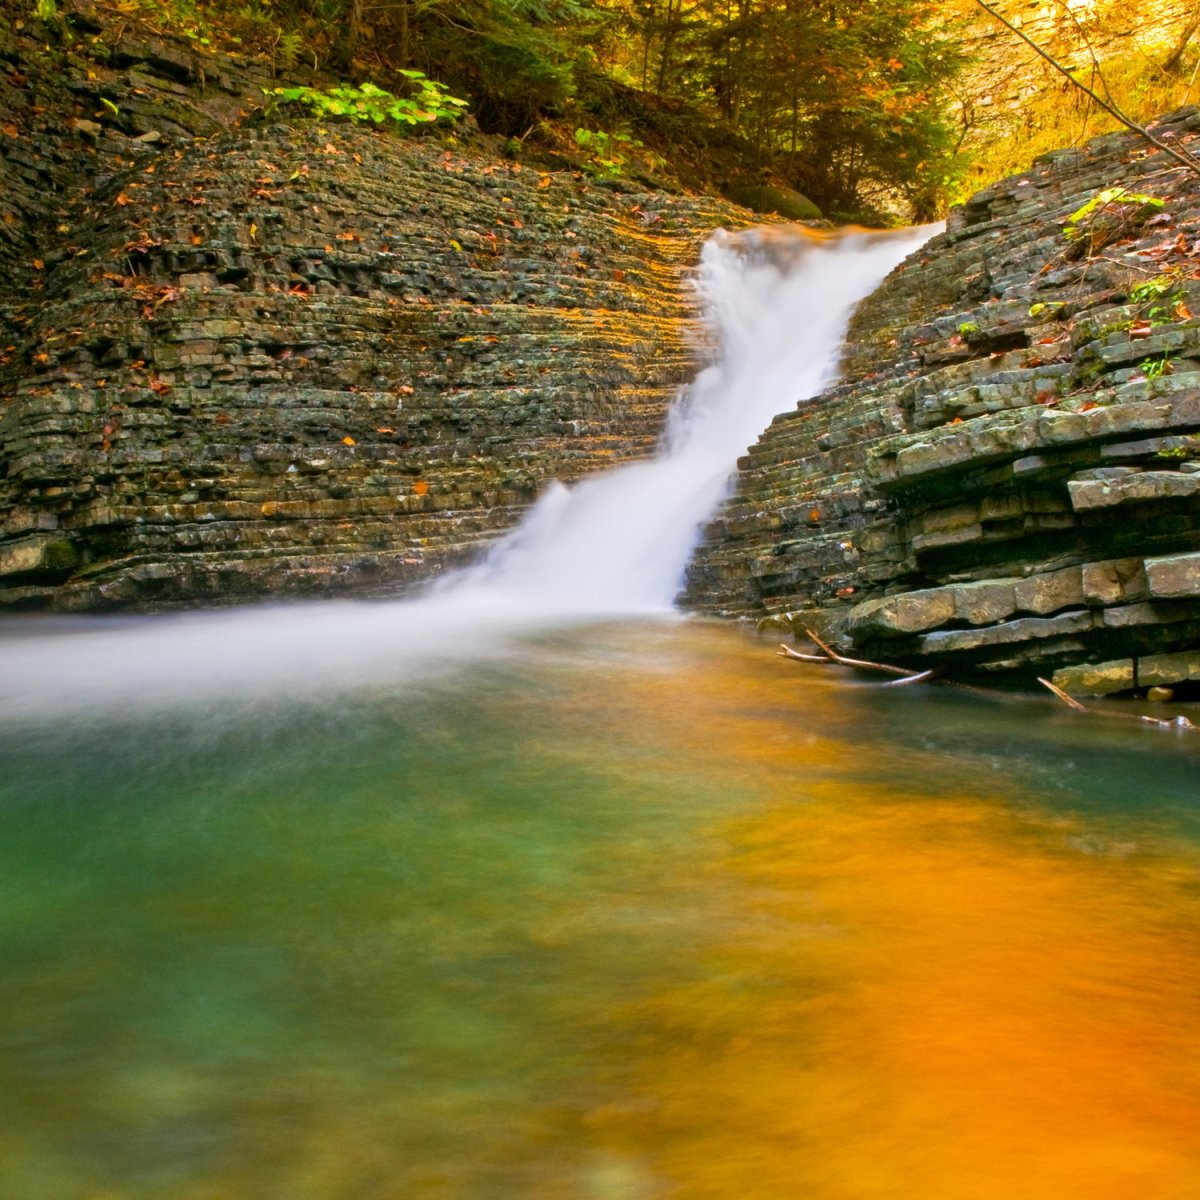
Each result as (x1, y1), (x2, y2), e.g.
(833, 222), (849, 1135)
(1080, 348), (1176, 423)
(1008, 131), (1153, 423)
(0, 225), (937, 718)
(457, 225), (937, 610)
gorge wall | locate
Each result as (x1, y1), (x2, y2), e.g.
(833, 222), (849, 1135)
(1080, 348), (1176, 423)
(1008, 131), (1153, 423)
(0, 2), (748, 610)
(684, 109), (1200, 696)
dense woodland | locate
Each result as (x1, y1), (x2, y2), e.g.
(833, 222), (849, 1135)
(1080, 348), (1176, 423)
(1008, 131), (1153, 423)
(27, 0), (1200, 220)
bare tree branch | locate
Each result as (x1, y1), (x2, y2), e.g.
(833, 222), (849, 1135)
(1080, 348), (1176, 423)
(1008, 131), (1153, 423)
(969, 0), (1200, 178)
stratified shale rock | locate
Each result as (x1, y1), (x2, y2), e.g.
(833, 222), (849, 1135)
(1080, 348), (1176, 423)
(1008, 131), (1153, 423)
(683, 108), (1200, 691)
(0, 3), (749, 610)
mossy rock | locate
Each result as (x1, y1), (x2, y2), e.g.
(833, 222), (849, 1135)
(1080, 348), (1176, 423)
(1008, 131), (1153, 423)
(725, 183), (822, 222)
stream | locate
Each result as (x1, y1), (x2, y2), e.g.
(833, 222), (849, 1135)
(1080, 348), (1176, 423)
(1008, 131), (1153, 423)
(2, 228), (1198, 1198)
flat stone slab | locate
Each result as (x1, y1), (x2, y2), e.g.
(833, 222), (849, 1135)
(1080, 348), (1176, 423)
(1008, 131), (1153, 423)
(1068, 471), (1200, 511)
(920, 610), (1093, 655)
(845, 588), (958, 637)
(1054, 649), (1200, 696)
(1145, 552), (1200, 599)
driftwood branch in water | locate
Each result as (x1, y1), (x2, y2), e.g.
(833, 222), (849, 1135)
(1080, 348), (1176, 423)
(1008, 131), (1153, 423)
(803, 628), (920, 678)
(776, 636), (930, 683)
(777, 644), (837, 665)
(1037, 677), (1198, 731)
(881, 668), (938, 688)
(1037, 676), (1088, 712)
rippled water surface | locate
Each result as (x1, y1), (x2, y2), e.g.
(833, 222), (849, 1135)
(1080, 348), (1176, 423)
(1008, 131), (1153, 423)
(3, 618), (1199, 1199)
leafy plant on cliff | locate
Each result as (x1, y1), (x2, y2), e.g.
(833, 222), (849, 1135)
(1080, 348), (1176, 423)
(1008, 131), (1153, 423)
(573, 127), (640, 177)
(1062, 187), (1164, 243)
(268, 77), (468, 126)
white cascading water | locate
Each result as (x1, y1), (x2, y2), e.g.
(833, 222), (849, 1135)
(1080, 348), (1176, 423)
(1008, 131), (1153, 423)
(0, 225), (937, 718)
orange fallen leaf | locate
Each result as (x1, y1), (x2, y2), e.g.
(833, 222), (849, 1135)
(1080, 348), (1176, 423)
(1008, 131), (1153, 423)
(1176, 301), (1194, 320)
(375, 426), (394, 434)
(342, 436), (356, 446)
(1, 123), (18, 138)
(412, 480), (429, 495)
(114, 192), (133, 206)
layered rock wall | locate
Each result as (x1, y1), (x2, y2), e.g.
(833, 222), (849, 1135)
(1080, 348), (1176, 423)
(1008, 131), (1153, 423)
(0, 4), (748, 609)
(684, 109), (1200, 693)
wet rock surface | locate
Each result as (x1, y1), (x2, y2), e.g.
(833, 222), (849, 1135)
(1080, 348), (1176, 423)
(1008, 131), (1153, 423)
(684, 109), (1200, 689)
(0, 3), (749, 610)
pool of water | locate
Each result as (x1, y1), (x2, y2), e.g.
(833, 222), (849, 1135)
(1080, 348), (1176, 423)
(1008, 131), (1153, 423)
(2, 618), (1199, 1199)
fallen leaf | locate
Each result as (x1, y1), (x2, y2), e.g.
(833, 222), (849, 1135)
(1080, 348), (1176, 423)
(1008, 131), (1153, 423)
(375, 426), (394, 434)
(342, 436), (356, 446)
(412, 480), (429, 495)
(114, 192), (133, 206)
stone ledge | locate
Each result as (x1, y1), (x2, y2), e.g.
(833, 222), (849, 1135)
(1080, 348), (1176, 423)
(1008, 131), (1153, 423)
(1146, 551), (1200, 598)
(1054, 650), (1200, 696)
(920, 610), (1093, 655)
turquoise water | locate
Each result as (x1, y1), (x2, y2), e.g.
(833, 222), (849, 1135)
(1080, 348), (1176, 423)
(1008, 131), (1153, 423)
(2, 618), (1199, 1199)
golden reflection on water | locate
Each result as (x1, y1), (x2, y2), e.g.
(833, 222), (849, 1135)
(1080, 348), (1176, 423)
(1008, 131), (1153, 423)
(567, 626), (1200, 1200)
(3, 621), (1199, 1199)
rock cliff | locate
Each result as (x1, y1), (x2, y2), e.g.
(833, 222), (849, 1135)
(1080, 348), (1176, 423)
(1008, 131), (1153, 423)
(0, 4), (748, 609)
(684, 108), (1200, 695)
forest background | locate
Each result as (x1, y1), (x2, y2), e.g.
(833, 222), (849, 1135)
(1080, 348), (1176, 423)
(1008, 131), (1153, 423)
(27, 0), (1200, 221)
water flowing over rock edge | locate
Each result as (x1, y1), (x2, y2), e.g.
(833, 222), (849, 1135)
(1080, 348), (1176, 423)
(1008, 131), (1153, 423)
(0, 2), (759, 613)
(683, 106), (1200, 696)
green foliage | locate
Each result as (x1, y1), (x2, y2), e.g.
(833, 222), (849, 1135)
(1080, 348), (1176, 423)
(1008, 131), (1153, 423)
(269, 77), (468, 126)
(957, 321), (979, 336)
(110, 0), (968, 219)
(574, 126), (641, 177)
(32, 0), (57, 21)
(1028, 301), (1065, 318)
(1063, 188), (1164, 242)
(1130, 270), (1183, 304)
(1142, 355), (1173, 381)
